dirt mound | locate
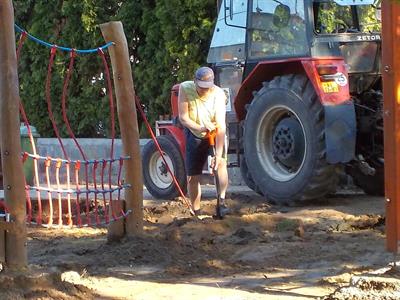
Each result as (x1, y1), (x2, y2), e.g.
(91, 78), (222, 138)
(0, 191), (395, 299)
(0, 268), (96, 300)
(324, 274), (400, 300)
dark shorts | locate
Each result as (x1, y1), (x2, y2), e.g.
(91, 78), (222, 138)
(185, 128), (210, 176)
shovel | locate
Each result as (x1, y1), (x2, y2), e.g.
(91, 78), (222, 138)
(207, 129), (224, 219)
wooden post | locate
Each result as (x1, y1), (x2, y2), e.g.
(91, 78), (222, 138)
(100, 22), (143, 238)
(0, 215), (5, 266)
(382, 2), (400, 253)
(0, 0), (28, 268)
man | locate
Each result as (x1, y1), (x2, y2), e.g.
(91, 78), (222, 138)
(178, 66), (229, 217)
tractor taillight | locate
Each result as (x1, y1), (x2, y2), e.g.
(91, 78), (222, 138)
(316, 64), (338, 76)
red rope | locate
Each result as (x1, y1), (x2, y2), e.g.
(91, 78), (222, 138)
(33, 156), (42, 225)
(19, 107), (42, 224)
(59, 48), (96, 227)
(45, 157), (53, 226)
(84, 163), (91, 226)
(25, 183), (32, 223)
(65, 161), (73, 227)
(98, 48), (117, 224)
(134, 96), (194, 214)
(16, 31), (27, 61)
(55, 159), (63, 227)
(101, 160), (109, 224)
(16, 30), (41, 224)
(61, 49), (88, 161)
(45, 46), (68, 159)
(74, 161), (82, 227)
(108, 159), (115, 223)
(93, 160), (100, 225)
(59, 49), (84, 227)
(114, 158), (124, 220)
(98, 48), (115, 158)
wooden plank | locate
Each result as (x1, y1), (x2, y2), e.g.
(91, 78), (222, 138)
(100, 21), (143, 238)
(0, 216), (5, 264)
(382, 3), (400, 253)
(0, 0), (27, 268)
(0, 219), (21, 233)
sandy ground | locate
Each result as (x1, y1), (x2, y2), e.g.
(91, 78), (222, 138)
(1, 185), (399, 299)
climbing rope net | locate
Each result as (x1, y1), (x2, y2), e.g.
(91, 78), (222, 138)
(4, 24), (132, 227)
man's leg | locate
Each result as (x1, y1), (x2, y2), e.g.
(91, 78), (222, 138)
(188, 175), (202, 211)
(216, 158), (230, 217)
(184, 129), (209, 213)
(217, 159), (228, 199)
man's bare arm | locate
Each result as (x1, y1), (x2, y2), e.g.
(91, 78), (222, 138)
(214, 92), (227, 158)
(178, 85), (206, 134)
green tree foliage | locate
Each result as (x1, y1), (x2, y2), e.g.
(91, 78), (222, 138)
(14, 0), (122, 137)
(14, 0), (216, 137)
(117, 0), (216, 133)
(314, 2), (381, 34)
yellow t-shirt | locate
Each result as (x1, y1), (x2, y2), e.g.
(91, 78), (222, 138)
(181, 81), (226, 138)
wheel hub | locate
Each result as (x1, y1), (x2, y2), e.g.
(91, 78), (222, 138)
(149, 152), (174, 188)
(274, 128), (293, 159)
(158, 161), (168, 176)
(273, 117), (305, 170)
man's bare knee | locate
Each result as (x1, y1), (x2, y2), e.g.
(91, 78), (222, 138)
(188, 175), (201, 184)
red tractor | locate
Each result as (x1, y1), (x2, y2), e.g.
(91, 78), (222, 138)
(142, 0), (383, 203)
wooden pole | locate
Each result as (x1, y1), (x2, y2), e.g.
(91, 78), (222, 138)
(382, 2), (400, 253)
(0, 0), (28, 268)
(0, 216), (5, 267)
(100, 22), (143, 238)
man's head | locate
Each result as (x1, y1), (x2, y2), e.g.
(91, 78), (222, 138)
(194, 66), (215, 89)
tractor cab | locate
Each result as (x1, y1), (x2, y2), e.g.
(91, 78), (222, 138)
(208, 0), (381, 118)
(312, 1), (381, 94)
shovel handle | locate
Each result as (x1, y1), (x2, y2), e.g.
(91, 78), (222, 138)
(207, 128), (218, 146)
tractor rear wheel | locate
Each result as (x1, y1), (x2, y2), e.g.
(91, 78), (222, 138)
(240, 156), (263, 196)
(243, 74), (337, 204)
(142, 135), (186, 199)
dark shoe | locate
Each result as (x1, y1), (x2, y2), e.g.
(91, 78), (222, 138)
(215, 199), (230, 218)
(194, 209), (205, 216)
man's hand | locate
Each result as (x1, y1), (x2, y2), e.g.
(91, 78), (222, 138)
(210, 156), (223, 173)
(203, 121), (217, 132)
(199, 126), (208, 134)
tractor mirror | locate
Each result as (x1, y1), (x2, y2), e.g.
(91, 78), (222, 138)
(223, 0), (246, 29)
(375, 8), (381, 22)
(273, 4), (290, 28)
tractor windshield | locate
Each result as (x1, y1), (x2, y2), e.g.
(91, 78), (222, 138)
(248, 0), (308, 59)
(314, 2), (381, 34)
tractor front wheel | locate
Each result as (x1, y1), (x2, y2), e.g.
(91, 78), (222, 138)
(142, 135), (186, 199)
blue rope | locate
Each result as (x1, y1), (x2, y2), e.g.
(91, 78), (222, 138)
(14, 24), (114, 54)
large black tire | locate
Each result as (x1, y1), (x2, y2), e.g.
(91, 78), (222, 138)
(142, 135), (187, 199)
(240, 156), (263, 196)
(348, 161), (384, 196)
(243, 74), (338, 203)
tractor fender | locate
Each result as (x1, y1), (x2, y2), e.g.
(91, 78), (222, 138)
(156, 123), (186, 156)
(235, 58), (354, 163)
(324, 102), (356, 163)
(234, 57), (350, 121)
